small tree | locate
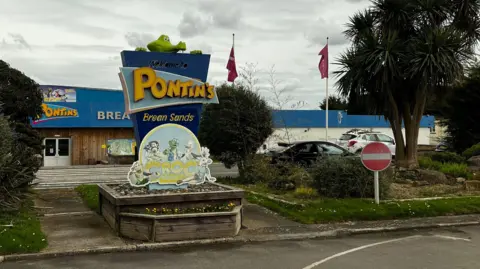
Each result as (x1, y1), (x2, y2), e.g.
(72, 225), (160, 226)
(319, 95), (348, 110)
(266, 65), (306, 143)
(0, 60), (43, 205)
(199, 84), (273, 175)
(239, 62), (261, 94)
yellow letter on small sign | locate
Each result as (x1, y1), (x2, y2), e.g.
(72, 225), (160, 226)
(133, 67), (156, 102)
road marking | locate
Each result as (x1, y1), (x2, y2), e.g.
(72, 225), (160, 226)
(301, 235), (422, 269)
(432, 234), (471, 242)
(301, 234), (472, 269)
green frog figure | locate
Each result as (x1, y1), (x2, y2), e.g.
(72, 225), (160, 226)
(135, 34), (202, 54)
(163, 139), (180, 161)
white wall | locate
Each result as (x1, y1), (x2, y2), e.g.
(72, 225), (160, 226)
(260, 127), (435, 150)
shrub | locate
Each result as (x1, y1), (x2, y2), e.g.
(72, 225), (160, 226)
(463, 143), (480, 159)
(240, 155), (312, 190)
(438, 163), (472, 179)
(240, 155), (279, 184)
(310, 157), (391, 199)
(0, 116), (36, 210)
(293, 187), (318, 199)
(419, 156), (442, 170)
(426, 152), (466, 164)
(418, 156), (472, 179)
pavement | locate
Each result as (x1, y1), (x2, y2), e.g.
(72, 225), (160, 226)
(3, 226), (480, 268)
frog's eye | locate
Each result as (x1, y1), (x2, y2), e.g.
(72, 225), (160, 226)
(164, 36), (170, 42)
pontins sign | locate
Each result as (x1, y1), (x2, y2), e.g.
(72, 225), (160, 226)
(119, 67), (219, 114)
(33, 104), (79, 123)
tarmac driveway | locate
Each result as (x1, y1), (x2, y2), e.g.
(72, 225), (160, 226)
(4, 225), (480, 269)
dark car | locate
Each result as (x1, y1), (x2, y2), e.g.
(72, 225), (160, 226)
(268, 140), (354, 167)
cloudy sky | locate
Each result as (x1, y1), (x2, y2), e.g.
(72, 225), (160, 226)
(0, 0), (369, 109)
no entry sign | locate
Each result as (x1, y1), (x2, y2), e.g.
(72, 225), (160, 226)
(361, 142), (392, 172)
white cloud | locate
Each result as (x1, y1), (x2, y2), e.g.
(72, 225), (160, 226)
(0, 0), (370, 109)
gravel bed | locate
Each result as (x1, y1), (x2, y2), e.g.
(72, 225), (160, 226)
(109, 183), (229, 196)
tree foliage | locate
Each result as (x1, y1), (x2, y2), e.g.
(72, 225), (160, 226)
(319, 95), (348, 111)
(0, 60), (44, 208)
(335, 0), (480, 168)
(441, 63), (480, 152)
(199, 84), (273, 172)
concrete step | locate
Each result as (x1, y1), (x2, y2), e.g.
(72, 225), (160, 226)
(36, 172), (129, 178)
(31, 179), (127, 189)
(37, 168), (131, 173)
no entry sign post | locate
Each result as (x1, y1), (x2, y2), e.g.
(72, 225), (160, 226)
(361, 142), (392, 204)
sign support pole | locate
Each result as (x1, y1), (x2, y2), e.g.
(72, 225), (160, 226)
(374, 171), (380, 204)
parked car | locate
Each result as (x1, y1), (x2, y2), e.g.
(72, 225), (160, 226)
(336, 129), (396, 157)
(435, 142), (450, 152)
(267, 140), (355, 167)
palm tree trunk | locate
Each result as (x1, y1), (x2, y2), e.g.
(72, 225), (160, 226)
(395, 93), (427, 169)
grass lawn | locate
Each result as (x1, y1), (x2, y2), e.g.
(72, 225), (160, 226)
(74, 181), (480, 225)
(0, 201), (48, 255)
(75, 185), (99, 212)
(247, 191), (480, 224)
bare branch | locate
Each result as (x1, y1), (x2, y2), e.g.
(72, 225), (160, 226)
(239, 62), (261, 94)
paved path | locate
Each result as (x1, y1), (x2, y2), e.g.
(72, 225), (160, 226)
(4, 226), (480, 268)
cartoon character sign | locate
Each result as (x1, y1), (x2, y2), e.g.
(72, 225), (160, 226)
(127, 123), (216, 188)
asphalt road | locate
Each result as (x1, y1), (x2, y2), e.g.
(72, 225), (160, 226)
(4, 226), (480, 269)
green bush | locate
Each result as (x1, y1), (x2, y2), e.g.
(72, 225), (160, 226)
(240, 155), (279, 184)
(419, 156), (472, 179)
(463, 143), (480, 159)
(439, 163), (472, 179)
(425, 152), (466, 164)
(0, 117), (35, 209)
(240, 155), (311, 190)
(293, 187), (318, 199)
(310, 157), (391, 199)
(419, 156), (443, 170)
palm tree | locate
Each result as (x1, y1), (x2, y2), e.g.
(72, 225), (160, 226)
(335, 0), (480, 168)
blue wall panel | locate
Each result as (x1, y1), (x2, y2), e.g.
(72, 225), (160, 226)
(31, 87), (435, 129)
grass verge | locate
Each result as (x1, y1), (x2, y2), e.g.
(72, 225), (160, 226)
(0, 200), (48, 255)
(75, 185), (99, 212)
(247, 192), (480, 224)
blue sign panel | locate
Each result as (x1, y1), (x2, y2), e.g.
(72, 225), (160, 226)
(120, 51), (212, 151)
(121, 51), (211, 81)
(130, 104), (202, 148)
(119, 67), (218, 114)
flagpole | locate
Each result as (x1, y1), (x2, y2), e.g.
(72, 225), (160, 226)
(325, 37), (329, 142)
(232, 33), (235, 87)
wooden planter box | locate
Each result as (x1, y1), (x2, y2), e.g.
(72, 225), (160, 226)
(98, 183), (244, 242)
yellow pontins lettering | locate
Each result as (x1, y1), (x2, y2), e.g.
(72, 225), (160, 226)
(41, 104), (78, 118)
(133, 67), (215, 102)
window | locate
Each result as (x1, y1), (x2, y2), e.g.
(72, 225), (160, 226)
(376, 134), (394, 144)
(295, 143), (317, 153)
(339, 134), (357, 140)
(58, 139), (70, 156)
(365, 134), (377, 141)
(45, 139), (56, 157)
(318, 143), (345, 155)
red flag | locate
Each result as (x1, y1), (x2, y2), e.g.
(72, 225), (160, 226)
(226, 47), (238, 82)
(318, 44), (328, 79)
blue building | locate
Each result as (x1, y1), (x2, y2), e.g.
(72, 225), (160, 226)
(34, 85), (435, 166)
